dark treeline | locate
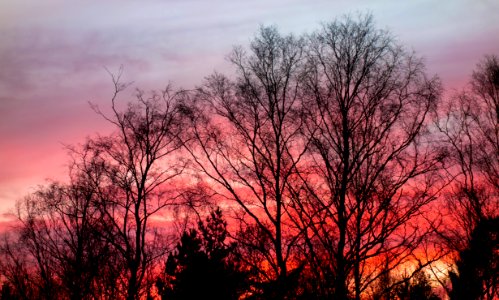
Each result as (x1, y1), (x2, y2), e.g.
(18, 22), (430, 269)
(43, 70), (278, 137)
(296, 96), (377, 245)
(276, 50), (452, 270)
(0, 15), (497, 300)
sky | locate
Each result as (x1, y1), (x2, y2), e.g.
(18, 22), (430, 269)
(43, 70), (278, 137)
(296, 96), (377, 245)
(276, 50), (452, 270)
(0, 0), (498, 217)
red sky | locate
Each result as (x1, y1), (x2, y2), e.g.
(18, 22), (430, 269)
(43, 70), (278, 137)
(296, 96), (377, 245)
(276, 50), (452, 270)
(1, 0), (498, 218)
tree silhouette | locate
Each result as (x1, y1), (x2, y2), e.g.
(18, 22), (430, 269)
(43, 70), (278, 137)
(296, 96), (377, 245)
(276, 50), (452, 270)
(371, 268), (441, 300)
(183, 25), (307, 297)
(0, 72), (192, 300)
(292, 14), (442, 299)
(394, 271), (441, 300)
(437, 55), (499, 248)
(0, 234), (34, 300)
(83, 72), (189, 299)
(157, 208), (248, 299)
(449, 217), (498, 300)
(437, 55), (499, 299)
(0, 164), (119, 300)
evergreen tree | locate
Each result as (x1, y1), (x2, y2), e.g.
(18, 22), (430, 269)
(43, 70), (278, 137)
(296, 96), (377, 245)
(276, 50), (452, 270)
(157, 209), (248, 299)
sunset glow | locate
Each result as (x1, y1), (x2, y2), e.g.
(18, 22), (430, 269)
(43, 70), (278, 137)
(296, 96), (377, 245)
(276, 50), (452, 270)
(0, 1), (498, 299)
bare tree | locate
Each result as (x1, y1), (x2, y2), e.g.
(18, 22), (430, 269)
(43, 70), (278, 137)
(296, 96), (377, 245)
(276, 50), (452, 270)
(0, 71), (191, 300)
(0, 233), (36, 300)
(183, 26), (308, 297)
(82, 71), (189, 299)
(437, 55), (499, 299)
(0, 160), (117, 300)
(294, 14), (442, 299)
